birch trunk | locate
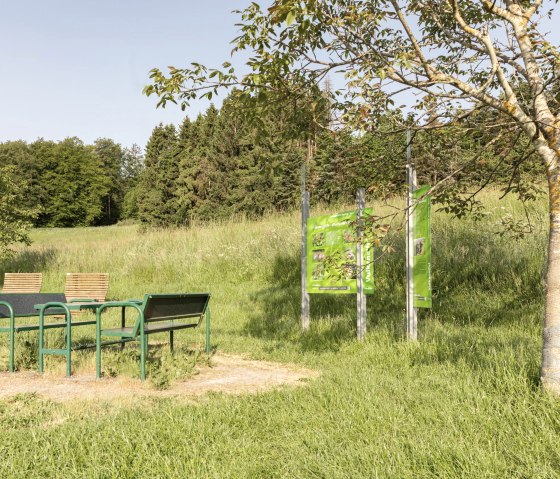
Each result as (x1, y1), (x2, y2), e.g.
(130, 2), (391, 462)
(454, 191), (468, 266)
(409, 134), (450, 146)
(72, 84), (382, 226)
(541, 150), (560, 393)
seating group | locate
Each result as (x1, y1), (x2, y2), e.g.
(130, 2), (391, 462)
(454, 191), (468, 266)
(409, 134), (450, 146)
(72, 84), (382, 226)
(0, 273), (211, 380)
(1, 272), (109, 301)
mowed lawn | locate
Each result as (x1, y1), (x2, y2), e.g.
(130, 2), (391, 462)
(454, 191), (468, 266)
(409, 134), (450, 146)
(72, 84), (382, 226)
(0, 193), (559, 478)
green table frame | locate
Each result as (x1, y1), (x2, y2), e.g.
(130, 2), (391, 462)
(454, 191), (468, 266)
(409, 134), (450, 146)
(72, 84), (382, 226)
(35, 298), (211, 380)
(34, 300), (141, 377)
(0, 293), (67, 372)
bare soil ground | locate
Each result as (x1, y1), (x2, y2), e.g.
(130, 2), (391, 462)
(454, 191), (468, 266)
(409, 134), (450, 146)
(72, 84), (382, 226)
(0, 354), (318, 403)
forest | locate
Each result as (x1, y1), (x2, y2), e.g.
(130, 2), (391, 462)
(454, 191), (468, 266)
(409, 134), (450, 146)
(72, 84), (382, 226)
(0, 92), (543, 229)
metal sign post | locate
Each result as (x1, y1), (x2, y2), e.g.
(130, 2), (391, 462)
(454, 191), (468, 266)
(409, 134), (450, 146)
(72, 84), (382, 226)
(406, 130), (418, 341)
(356, 188), (366, 341)
(301, 163), (310, 331)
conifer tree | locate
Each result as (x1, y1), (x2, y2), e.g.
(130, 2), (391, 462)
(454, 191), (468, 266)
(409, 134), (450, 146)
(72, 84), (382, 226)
(121, 144), (144, 220)
(137, 124), (179, 226)
(93, 138), (125, 224)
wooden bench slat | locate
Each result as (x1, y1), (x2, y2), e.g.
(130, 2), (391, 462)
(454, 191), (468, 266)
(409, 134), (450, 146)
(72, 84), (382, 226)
(64, 273), (109, 302)
(2, 273), (43, 293)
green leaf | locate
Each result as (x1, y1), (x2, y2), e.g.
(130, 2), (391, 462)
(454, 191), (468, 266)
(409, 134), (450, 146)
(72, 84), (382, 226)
(286, 10), (296, 26)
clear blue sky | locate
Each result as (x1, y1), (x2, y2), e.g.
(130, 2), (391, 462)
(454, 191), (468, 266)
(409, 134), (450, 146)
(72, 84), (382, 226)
(1, 1), (558, 148)
(0, 0), (251, 147)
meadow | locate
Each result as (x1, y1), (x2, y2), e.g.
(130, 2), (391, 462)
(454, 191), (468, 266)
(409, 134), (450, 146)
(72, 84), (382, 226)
(0, 192), (559, 478)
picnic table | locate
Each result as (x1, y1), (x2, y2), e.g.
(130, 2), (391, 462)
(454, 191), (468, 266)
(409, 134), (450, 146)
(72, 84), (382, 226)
(0, 293), (210, 380)
(34, 293), (211, 380)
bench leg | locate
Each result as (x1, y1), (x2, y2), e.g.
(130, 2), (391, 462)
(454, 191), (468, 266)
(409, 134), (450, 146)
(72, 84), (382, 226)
(120, 307), (126, 351)
(205, 305), (211, 354)
(170, 330), (174, 353)
(38, 314), (45, 373)
(140, 333), (147, 381)
(9, 324), (15, 373)
(66, 311), (72, 377)
(96, 308), (102, 379)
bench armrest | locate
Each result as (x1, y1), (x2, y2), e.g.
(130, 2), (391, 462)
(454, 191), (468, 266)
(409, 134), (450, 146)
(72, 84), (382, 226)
(36, 302), (73, 329)
(96, 301), (144, 332)
(0, 301), (15, 325)
(97, 301), (143, 310)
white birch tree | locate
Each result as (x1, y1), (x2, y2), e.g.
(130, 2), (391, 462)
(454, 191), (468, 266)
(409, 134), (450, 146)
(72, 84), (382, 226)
(144, 1), (560, 392)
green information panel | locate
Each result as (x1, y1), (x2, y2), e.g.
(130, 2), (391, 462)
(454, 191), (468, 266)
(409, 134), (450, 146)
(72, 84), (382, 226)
(306, 209), (374, 294)
(413, 186), (431, 308)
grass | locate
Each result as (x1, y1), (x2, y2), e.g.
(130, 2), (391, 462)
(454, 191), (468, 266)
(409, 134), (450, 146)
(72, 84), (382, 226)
(0, 192), (558, 478)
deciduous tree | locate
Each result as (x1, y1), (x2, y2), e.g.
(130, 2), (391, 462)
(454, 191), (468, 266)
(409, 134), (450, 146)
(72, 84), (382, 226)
(145, 1), (560, 392)
(0, 166), (37, 257)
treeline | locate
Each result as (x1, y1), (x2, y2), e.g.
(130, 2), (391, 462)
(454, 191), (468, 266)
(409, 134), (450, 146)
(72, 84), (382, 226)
(131, 94), (410, 226)
(131, 96), (543, 227)
(0, 138), (143, 227)
(1, 95), (543, 229)
(132, 102), (306, 226)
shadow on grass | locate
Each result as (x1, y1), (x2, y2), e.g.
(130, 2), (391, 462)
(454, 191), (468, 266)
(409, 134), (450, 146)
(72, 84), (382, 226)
(72, 336), (98, 350)
(408, 326), (542, 391)
(244, 225), (545, 356)
(244, 252), (403, 353)
(0, 249), (58, 277)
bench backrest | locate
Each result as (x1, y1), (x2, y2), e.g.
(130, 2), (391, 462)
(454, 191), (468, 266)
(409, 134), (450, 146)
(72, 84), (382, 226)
(134, 293), (210, 334)
(64, 273), (109, 302)
(2, 273), (43, 293)
(0, 293), (67, 318)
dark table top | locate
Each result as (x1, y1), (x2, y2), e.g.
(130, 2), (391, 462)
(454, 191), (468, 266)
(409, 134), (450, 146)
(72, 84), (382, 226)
(0, 293), (66, 317)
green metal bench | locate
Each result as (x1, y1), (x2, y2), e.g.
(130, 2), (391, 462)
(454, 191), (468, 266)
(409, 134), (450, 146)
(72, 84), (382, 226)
(0, 293), (96, 373)
(95, 293), (211, 380)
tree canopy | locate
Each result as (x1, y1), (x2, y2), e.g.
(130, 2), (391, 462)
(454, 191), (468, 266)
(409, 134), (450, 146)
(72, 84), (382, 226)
(0, 137), (144, 228)
(0, 165), (36, 258)
(144, 1), (560, 393)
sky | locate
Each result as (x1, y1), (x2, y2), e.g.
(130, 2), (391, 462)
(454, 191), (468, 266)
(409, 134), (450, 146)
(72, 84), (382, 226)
(1, 1), (559, 149)
(0, 0), (251, 147)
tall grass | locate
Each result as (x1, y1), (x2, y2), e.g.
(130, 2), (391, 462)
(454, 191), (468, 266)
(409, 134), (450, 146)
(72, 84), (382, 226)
(0, 191), (558, 478)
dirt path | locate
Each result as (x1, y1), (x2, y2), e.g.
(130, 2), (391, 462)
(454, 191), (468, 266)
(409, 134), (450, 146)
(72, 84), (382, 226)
(0, 354), (318, 402)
